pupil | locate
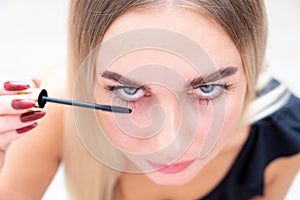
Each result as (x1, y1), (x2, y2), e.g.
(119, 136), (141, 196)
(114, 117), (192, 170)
(200, 85), (214, 93)
(124, 87), (138, 95)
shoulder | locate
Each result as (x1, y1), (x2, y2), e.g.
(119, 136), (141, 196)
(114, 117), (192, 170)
(251, 153), (300, 200)
(249, 94), (300, 199)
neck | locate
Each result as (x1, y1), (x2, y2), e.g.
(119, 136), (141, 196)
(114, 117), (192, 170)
(114, 173), (200, 200)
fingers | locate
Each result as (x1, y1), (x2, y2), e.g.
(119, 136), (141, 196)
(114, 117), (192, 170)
(0, 110), (45, 151)
(0, 94), (37, 115)
(0, 111), (45, 133)
(0, 77), (42, 115)
(31, 78), (41, 88)
(0, 123), (38, 149)
(0, 77), (44, 151)
(0, 78), (40, 95)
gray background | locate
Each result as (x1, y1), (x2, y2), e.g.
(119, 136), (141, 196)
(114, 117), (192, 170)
(0, 0), (299, 199)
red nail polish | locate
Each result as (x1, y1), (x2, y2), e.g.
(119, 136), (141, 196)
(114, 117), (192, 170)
(16, 122), (38, 134)
(4, 81), (30, 91)
(20, 111), (46, 122)
(12, 99), (35, 110)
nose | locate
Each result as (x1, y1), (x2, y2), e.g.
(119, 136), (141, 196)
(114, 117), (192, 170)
(155, 94), (182, 149)
(149, 91), (200, 160)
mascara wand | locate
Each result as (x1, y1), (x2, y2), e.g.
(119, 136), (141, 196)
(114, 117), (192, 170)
(37, 89), (131, 114)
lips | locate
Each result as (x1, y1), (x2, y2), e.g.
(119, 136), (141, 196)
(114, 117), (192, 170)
(147, 159), (196, 174)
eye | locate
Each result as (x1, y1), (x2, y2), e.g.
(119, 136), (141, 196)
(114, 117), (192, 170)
(104, 85), (152, 109)
(194, 84), (223, 98)
(117, 86), (145, 100)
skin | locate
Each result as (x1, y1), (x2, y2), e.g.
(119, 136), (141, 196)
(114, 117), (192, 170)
(0, 68), (65, 199)
(0, 6), (299, 200)
(96, 7), (247, 187)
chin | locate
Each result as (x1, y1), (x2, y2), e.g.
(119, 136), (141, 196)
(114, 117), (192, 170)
(145, 170), (198, 185)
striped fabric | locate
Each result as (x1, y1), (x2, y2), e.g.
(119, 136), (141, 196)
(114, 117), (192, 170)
(245, 66), (291, 124)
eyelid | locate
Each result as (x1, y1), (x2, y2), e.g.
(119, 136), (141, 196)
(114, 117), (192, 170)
(195, 83), (228, 89)
(187, 83), (233, 97)
(104, 85), (152, 101)
(105, 84), (150, 92)
(190, 82), (225, 90)
(113, 85), (140, 90)
(189, 79), (216, 89)
(104, 84), (152, 109)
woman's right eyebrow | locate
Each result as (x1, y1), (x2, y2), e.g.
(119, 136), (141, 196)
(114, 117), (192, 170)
(101, 71), (144, 88)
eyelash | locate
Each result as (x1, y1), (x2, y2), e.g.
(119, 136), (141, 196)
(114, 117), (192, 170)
(104, 85), (150, 108)
(104, 83), (234, 108)
(190, 83), (234, 106)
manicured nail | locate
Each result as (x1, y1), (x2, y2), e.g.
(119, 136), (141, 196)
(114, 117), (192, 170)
(4, 81), (30, 91)
(12, 99), (35, 110)
(16, 122), (38, 134)
(20, 111), (46, 122)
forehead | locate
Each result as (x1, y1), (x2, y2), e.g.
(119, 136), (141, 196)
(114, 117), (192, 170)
(100, 6), (243, 75)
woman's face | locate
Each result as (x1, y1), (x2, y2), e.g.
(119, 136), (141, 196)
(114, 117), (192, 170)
(94, 7), (247, 185)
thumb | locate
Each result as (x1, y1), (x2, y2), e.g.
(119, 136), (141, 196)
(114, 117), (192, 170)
(31, 78), (41, 88)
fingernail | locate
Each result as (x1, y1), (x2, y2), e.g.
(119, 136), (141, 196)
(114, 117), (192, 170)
(16, 122), (38, 134)
(4, 81), (30, 91)
(12, 99), (35, 109)
(20, 111), (46, 122)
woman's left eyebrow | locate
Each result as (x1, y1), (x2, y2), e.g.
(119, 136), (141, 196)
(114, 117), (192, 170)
(189, 66), (238, 87)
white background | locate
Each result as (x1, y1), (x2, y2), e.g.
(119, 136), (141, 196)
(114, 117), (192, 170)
(0, 0), (299, 199)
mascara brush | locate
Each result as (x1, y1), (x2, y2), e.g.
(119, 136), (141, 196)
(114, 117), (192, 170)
(38, 89), (131, 114)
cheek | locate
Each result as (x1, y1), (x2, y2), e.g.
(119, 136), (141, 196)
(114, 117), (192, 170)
(191, 81), (247, 155)
(217, 80), (247, 142)
(98, 109), (163, 154)
(94, 84), (155, 153)
(228, 77), (247, 121)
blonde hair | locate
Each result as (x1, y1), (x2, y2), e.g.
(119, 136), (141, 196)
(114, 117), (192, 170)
(64, 0), (268, 199)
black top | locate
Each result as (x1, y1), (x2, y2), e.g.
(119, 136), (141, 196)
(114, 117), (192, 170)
(200, 94), (300, 200)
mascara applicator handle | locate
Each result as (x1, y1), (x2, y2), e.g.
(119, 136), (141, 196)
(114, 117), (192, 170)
(37, 89), (132, 114)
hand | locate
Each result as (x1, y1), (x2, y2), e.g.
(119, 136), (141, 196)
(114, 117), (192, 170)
(0, 78), (46, 168)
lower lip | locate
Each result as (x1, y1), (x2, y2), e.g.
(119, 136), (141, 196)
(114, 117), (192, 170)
(147, 159), (196, 174)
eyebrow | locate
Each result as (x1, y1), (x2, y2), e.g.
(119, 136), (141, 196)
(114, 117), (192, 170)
(189, 66), (238, 88)
(101, 66), (238, 88)
(101, 71), (145, 88)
